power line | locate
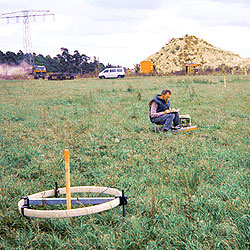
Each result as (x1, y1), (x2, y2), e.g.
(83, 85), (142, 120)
(0, 10), (55, 65)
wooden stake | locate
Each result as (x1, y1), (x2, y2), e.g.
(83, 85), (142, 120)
(64, 149), (71, 210)
(43, 108), (46, 127)
(224, 76), (227, 88)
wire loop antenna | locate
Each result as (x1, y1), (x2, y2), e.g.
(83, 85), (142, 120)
(18, 186), (126, 218)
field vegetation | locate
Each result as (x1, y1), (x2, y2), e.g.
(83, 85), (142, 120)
(0, 75), (249, 249)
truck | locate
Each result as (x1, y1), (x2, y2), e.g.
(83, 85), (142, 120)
(33, 65), (46, 79)
(47, 72), (75, 80)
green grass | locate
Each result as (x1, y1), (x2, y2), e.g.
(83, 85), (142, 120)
(0, 75), (249, 249)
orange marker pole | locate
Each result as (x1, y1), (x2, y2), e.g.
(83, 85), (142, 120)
(64, 149), (71, 210)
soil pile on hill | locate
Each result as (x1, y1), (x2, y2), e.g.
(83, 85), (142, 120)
(239, 58), (250, 69)
(146, 35), (243, 74)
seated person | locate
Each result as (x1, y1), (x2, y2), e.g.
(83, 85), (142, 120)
(149, 89), (180, 132)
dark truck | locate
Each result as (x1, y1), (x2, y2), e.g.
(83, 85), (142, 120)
(48, 73), (75, 80)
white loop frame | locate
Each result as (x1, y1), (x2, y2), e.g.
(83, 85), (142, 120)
(18, 186), (122, 218)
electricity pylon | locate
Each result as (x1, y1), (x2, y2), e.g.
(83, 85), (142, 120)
(0, 10), (55, 65)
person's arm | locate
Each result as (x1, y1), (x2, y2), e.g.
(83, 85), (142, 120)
(150, 102), (170, 118)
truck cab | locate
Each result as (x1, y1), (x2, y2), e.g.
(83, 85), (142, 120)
(33, 65), (46, 79)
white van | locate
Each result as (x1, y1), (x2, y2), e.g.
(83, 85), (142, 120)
(98, 68), (125, 79)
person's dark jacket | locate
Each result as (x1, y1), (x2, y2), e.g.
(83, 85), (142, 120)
(149, 95), (170, 119)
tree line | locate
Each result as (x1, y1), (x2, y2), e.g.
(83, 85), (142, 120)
(0, 48), (117, 74)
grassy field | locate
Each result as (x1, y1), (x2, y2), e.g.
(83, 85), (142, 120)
(0, 75), (249, 249)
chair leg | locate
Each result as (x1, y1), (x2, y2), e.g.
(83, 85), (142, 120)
(153, 124), (162, 133)
(154, 124), (157, 133)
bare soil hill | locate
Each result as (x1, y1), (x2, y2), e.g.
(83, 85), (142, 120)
(146, 35), (244, 74)
(239, 57), (250, 68)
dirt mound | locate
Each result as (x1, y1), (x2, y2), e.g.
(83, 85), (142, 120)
(146, 35), (243, 74)
(239, 58), (250, 68)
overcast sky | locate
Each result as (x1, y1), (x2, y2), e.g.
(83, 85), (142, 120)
(0, 0), (250, 68)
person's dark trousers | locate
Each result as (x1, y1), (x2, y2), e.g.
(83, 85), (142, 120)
(151, 112), (180, 131)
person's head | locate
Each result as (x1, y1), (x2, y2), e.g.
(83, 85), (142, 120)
(160, 89), (171, 100)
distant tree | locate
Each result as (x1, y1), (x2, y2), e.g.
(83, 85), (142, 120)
(61, 47), (74, 72)
(46, 55), (60, 72)
(5, 51), (19, 65)
(134, 64), (140, 74)
(72, 50), (90, 74)
(72, 50), (81, 73)
(16, 50), (24, 64)
(0, 48), (110, 75)
(0, 51), (5, 64)
(98, 62), (105, 72)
